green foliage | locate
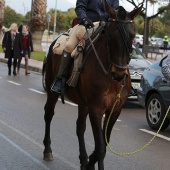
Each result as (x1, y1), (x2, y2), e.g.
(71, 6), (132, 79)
(4, 6), (29, 28)
(31, 51), (46, 61)
(0, 45), (3, 52)
(158, 10), (170, 37)
(134, 16), (144, 35)
(47, 8), (76, 33)
(63, 8), (76, 29)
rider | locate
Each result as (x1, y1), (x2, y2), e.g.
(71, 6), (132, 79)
(51, 0), (119, 94)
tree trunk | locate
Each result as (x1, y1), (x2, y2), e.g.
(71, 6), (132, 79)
(0, 0), (5, 44)
(32, 30), (44, 52)
(30, 0), (47, 52)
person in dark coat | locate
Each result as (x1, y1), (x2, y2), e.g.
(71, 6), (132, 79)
(51, 0), (119, 94)
(2, 23), (23, 75)
(17, 25), (33, 75)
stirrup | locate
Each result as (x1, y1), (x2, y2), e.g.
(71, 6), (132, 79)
(51, 78), (62, 94)
(50, 77), (66, 104)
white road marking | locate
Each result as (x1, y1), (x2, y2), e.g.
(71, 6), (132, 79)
(29, 88), (46, 94)
(8, 81), (21, 86)
(0, 119), (79, 169)
(58, 98), (78, 106)
(139, 129), (170, 142)
(0, 132), (50, 170)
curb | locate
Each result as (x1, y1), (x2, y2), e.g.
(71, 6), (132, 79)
(0, 58), (42, 74)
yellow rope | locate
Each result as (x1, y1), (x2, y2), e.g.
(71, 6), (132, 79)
(105, 85), (170, 156)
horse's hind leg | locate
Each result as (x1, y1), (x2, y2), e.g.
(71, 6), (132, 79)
(76, 105), (89, 170)
(43, 95), (58, 161)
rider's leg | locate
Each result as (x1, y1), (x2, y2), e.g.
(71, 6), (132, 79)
(51, 50), (72, 94)
(51, 25), (84, 94)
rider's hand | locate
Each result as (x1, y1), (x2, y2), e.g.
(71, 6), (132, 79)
(81, 18), (94, 29)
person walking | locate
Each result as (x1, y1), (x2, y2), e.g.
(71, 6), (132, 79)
(17, 25), (33, 75)
(51, 0), (119, 94)
(2, 23), (23, 76)
(163, 36), (169, 52)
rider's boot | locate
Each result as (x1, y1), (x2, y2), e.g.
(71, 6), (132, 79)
(51, 50), (72, 94)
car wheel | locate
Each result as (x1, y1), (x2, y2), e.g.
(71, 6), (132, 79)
(42, 66), (46, 91)
(146, 93), (170, 130)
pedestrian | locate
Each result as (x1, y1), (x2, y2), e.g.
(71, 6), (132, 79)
(163, 36), (169, 52)
(17, 25), (33, 75)
(2, 23), (23, 76)
(51, 0), (119, 94)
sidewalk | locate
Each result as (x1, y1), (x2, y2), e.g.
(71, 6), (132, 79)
(0, 52), (43, 73)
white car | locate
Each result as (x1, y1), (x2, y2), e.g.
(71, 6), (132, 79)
(135, 35), (143, 48)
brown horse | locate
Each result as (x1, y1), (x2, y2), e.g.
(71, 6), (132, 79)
(43, 1), (142, 170)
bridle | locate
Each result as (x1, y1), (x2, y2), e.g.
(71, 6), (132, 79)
(84, 17), (134, 76)
(107, 18), (134, 71)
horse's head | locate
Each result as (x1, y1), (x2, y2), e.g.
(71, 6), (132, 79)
(104, 0), (143, 81)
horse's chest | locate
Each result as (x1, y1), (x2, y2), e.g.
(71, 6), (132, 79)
(105, 87), (129, 109)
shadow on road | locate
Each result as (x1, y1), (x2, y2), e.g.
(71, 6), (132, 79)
(123, 100), (144, 109)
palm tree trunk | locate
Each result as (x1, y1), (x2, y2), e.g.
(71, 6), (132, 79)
(30, 0), (47, 51)
(0, 0), (5, 44)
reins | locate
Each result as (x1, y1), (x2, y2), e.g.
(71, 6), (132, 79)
(85, 28), (110, 75)
(104, 76), (170, 156)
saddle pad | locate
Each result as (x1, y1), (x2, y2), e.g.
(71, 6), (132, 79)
(53, 34), (69, 55)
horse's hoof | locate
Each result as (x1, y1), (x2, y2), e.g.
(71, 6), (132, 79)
(80, 166), (86, 170)
(85, 164), (95, 170)
(43, 153), (53, 161)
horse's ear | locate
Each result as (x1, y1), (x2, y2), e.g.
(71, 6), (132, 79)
(104, 0), (116, 18)
(129, 4), (143, 20)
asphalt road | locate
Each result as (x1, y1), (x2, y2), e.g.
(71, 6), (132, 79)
(0, 62), (170, 170)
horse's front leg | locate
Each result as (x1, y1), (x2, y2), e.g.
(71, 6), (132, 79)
(86, 107), (106, 170)
(43, 95), (58, 161)
(103, 109), (121, 144)
(76, 105), (89, 170)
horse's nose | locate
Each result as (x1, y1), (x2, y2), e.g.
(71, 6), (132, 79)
(111, 65), (128, 75)
(111, 72), (128, 82)
(111, 65), (128, 81)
